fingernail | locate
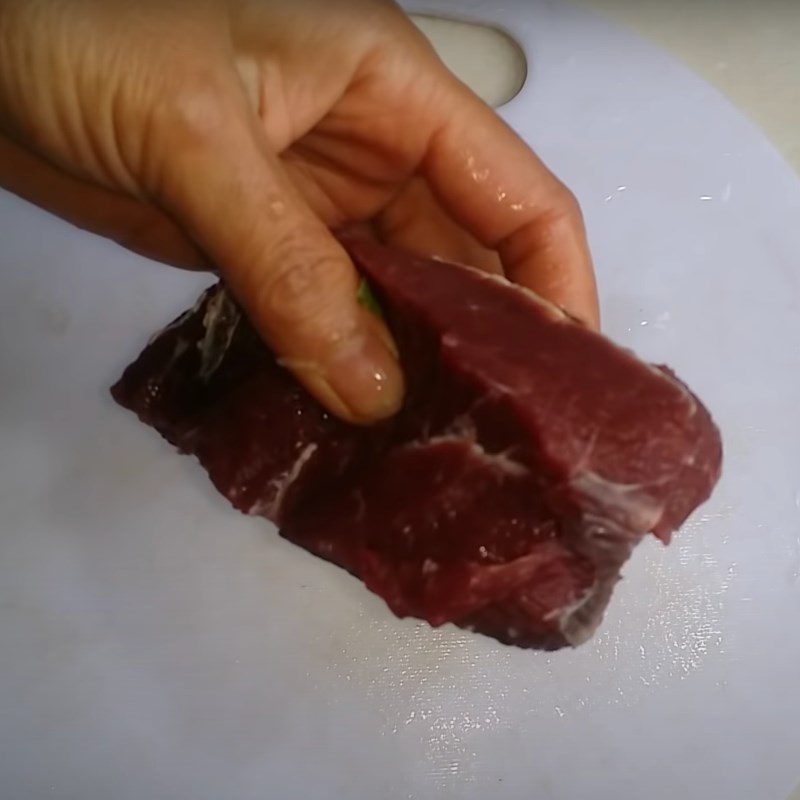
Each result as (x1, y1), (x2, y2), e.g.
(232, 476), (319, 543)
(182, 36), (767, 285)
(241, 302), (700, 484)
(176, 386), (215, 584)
(326, 333), (404, 423)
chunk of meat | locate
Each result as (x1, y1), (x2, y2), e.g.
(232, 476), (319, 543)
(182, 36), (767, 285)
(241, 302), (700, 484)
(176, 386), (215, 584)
(111, 237), (722, 649)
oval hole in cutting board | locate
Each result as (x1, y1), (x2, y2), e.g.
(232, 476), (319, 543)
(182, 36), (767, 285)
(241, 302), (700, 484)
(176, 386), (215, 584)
(410, 14), (527, 108)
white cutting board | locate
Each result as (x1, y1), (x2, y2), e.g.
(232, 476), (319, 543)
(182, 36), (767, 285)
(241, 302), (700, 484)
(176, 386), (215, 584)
(1, 1), (799, 798)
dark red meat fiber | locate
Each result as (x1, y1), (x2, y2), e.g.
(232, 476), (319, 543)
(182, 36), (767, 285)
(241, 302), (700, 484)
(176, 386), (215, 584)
(111, 238), (722, 650)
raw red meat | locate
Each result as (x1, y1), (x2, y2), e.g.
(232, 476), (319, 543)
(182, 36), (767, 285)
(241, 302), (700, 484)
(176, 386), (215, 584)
(111, 238), (722, 650)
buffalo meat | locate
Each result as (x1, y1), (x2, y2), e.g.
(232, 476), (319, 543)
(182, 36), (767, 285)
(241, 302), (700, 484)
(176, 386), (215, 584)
(111, 237), (722, 650)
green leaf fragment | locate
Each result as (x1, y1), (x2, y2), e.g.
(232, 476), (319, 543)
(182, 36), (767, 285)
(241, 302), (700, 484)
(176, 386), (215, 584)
(357, 278), (383, 318)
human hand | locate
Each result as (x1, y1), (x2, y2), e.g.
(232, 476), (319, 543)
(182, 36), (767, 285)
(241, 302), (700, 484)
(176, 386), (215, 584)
(0, 0), (598, 423)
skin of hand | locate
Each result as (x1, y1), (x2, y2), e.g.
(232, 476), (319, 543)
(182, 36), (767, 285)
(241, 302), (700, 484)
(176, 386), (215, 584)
(0, 0), (598, 424)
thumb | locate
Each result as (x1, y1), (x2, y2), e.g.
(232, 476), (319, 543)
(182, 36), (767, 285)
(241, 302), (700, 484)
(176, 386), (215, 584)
(152, 96), (403, 424)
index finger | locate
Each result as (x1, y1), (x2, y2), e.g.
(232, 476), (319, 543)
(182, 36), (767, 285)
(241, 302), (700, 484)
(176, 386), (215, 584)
(421, 81), (600, 328)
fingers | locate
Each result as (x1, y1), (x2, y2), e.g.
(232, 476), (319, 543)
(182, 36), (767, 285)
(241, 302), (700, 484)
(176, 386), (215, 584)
(421, 81), (600, 328)
(153, 93), (403, 424)
(376, 177), (503, 274)
(0, 135), (208, 270)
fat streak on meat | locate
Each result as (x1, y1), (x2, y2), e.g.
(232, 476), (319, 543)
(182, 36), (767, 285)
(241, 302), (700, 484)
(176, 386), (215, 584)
(111, 237), (722, 650)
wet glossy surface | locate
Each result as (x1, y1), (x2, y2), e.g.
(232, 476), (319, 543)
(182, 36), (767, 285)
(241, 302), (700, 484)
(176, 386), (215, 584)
(1, 0), (800, 798)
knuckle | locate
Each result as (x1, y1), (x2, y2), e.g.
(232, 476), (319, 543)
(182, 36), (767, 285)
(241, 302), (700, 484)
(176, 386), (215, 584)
(259, 242), (354, 329)
(523, 184), (585, 255)
(156, 77), (232, 151)
(552, 183), (584, 225)
(144, 75), (242, 200)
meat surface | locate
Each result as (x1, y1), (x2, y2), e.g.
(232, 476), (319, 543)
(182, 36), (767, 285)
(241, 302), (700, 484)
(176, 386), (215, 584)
(111, 237), (722, 649)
